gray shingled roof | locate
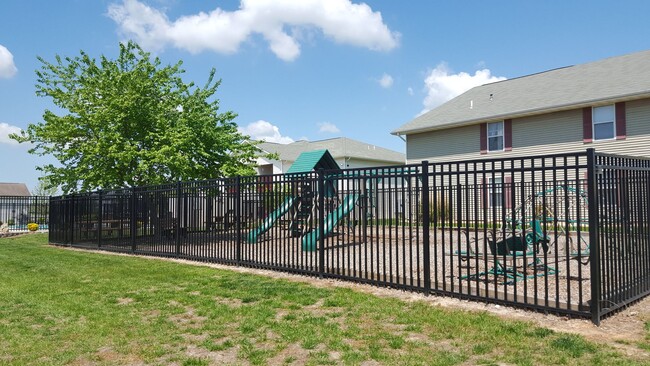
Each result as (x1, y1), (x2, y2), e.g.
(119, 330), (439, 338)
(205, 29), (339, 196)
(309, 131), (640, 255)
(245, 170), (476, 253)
(258, 137), (404, 164)
(393, 50), (650, 135)
(0, 183), (31, 196)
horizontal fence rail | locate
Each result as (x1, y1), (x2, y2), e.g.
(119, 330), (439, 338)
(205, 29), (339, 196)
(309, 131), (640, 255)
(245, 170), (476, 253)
(0, 196), (49, 232)
(47, 149), (650, 324)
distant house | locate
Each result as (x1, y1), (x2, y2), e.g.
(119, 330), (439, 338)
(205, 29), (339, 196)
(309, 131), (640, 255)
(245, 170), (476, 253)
(0, 183), (32, 226)
(392, 50), (650, 163)
(0, 183), (31, 196)
(255, 137), (405, 175)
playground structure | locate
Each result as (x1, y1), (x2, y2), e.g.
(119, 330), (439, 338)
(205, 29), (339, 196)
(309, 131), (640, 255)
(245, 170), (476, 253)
(246, 149), (369, 252)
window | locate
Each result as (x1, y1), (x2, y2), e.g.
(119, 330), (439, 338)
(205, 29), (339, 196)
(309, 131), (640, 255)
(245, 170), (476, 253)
(480, 120), (512, 154)
(488, 177), (503, 207)
(593, 105), (615, 140)
(487, 122), (504, 151)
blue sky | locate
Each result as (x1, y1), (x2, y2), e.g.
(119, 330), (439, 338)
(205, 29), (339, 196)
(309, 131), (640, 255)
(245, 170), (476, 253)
(2, 0), (650, 192)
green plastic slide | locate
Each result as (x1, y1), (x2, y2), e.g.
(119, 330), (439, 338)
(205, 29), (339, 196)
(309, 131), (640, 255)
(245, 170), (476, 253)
(247, 196), (296, 243)
(302, 193), (359, 252)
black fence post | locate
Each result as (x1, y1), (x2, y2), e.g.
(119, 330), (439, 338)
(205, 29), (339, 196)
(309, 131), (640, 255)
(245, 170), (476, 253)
(586, 148), (602, 325)
(421, 161), (431, 293)
(70, 194), (75, 246)
(318, 169), (325, 279)
(235, 176), (242, 265)
(48, 196), (53, 243)
(176, 181), (182, 257)
(131, 188), (136, 253)
(97, 190), (103, 248)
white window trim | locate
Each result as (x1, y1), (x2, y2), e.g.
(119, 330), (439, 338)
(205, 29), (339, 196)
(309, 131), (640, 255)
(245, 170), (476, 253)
(592, 105), (616, 141)
(486, 121), (505, 152)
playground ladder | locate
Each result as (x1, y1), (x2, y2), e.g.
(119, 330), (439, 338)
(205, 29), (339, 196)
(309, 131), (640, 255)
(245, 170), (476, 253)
(290, 183), (317, 237)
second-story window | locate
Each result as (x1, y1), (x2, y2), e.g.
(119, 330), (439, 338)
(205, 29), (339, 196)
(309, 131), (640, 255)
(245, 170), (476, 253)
(487, 121), (504, 151)
(593, 105), (615, 140)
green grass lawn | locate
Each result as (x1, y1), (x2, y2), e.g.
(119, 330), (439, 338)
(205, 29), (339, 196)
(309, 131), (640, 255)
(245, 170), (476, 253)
(0, 233), (646, 366)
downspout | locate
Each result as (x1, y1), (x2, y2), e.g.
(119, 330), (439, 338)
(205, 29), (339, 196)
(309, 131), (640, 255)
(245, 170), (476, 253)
(395, 133), (407, 164)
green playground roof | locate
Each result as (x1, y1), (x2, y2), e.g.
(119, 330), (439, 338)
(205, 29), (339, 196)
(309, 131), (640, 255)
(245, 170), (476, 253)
(286, 149), (340, 174)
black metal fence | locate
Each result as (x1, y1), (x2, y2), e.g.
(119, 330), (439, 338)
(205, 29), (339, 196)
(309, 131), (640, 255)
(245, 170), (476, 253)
(48, 149), (650, 324)
(0, 195), (49, 232)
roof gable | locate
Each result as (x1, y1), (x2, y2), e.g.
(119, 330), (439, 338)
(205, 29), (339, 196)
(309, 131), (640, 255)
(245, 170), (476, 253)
(286, 150), (340, 174)
(393, 49), (650, 135)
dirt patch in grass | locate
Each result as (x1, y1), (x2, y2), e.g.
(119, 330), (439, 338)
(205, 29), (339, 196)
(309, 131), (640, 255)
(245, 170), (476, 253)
(404, 332), (431, 344)
(266, 343), (311, 365)
(184, 344), (243, 365)
(69, 347), (145, 366)
(360, 360), (382, 366)
(169, 305), (207, 329)
(215, 297), (243, 308)
(117, 297), (134, 305)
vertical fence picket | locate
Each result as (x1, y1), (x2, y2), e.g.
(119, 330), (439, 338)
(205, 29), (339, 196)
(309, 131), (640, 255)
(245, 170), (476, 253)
(421, 161), (431, 294)
(98, 190), (103, 248)
(235, 176), (242, 265)
(318, 169), (325, 278)
(129, 189), (135, 252)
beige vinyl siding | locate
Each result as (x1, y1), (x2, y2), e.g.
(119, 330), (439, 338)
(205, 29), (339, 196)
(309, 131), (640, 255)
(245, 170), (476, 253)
(406, 97), (650, 163)
(406, 124), (479, 162)
(344, 158), (405, 169)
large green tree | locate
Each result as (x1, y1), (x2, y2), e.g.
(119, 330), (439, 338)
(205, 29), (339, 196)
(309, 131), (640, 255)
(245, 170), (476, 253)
(12, 41), (259, 194)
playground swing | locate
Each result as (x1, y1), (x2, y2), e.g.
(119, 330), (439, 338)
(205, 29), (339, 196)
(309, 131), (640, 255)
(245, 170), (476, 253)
(508, 185), (590, 264)
(459, 185), (589, 283)
(460, 219), (557, 284)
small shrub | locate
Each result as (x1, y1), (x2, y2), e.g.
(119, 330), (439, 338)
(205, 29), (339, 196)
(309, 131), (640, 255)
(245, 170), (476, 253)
(7, 219), (15, 226)
(27, 223), (39, 232)
(421, 194), (452, 225)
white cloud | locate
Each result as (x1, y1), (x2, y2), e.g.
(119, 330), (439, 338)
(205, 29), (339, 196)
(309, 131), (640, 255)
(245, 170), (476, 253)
(421, 62), (506, 113)
(0, 123), (21, 145)
(108, 0), (399, 61)
(378, 73), (393, 88)
(238, 120), (294, 144)
(317, 122), (340, 134)
(0, 45), (17, 79)
(407, 87), (414, 96)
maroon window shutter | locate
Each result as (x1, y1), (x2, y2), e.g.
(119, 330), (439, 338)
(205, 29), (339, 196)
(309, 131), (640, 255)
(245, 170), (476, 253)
(504, 176), (512, 209)
(504, 119), (513, 151)
(480, 123), (487, 154)
(615, 102), (626, 140)
(582, 107), (593, 143)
